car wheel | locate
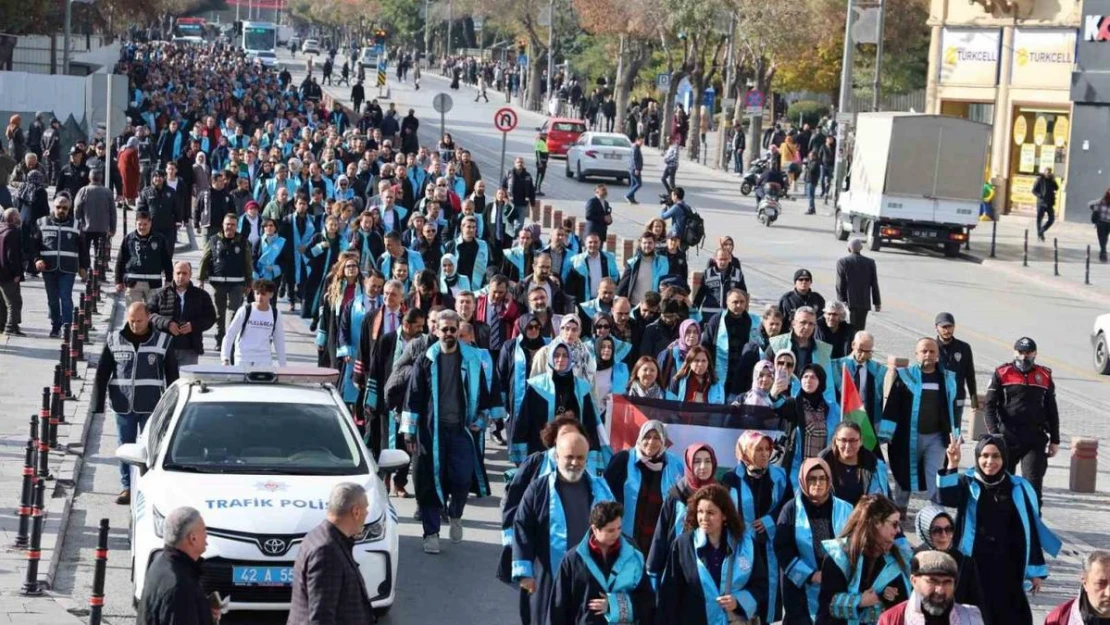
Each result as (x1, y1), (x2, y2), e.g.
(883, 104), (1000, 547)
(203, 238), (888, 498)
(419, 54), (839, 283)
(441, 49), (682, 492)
(374, 606), (392, 617)
(866, 221), (881, 251)
(565, 159), (573, 178)
(835, 210), (850, 241)
(575, 162), (586, 183)
(943, 241), (961, 258)
(1095, 333), (1110, 374)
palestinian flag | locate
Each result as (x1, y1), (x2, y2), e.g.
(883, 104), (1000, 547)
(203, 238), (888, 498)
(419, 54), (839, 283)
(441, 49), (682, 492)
(840, 366), (878, 450)
(608, 395), (789, 469)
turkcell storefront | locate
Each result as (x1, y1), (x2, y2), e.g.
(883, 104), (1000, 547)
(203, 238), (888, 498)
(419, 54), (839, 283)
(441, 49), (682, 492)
(928, 24), (1076, 216)
(1070, 2), (1110, 222)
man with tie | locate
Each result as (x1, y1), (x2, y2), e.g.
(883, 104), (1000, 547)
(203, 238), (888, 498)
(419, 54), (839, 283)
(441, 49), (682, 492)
(354, 279), (408, 397)
(485, 187), (514, 253)
(146, 262), (217, 367)
(832, 331), (888, 455)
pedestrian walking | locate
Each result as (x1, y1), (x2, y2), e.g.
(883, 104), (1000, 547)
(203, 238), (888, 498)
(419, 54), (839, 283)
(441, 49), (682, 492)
(1044, 550), (1110, 625)
(56, 146), (89, 201)
(137, 169), (180, 261)
(199, 213), (253, 351)
(1033, 167), (1059, 241)
(221, 279), (286, 366)
(74, 168), (116, 260)
(115, 211), (173, 305)
(533, 134), (549, 197)
(92, 301), (178, 504)
(625, 137), (644, 204)
(583, 184), (612, 242)
(661, 138), (679, 195)
(137, 507), (217, 625)
(1088, 187), (1110, 262)
(501, 157), (536, 238)
(31, 195), (89, 337)
(834, 238), (881, 330)
(0, 208), (25, 335)
(911, 504), (984, 609)
(287, 483), (377, 625)
(984, 336), (1059, 505)
(15, 168), (48, 275)
(118, 136), (141, 208)
(147, 261), (216, 367)
(934, 313), (978, 430)
(876, 551), (985, 625)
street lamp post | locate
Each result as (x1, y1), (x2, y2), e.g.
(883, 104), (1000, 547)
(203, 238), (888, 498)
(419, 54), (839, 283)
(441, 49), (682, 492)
(545, 0), (554, 104)
(831, 0), (858, 206)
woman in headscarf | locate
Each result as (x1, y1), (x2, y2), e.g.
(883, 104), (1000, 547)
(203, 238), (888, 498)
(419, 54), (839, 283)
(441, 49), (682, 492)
(604, 420), (684, 555)
(589, 335), (628, 420)
(818, 421), (890, 506)
(657, 318), (701, 388)
(627, 356), (665, 399)
(817, 494), (912, 625)
(781, 362), (840, 484)
(585, 312), (632, 366)
(722, 431), (791, 623)
(937, 434), (1060, 625)
(774, 458), (854, 625)
(118, 136), (141, 206)
(657, 483), (766, 625)
(16, 169), (48, 275)
(705, 235), (743, 273)
(512, 340), (604, 473)
(913, 503), (983, 609)
(647, 443), (718, 586)
(499, 316), (551, 457)
(438, 252), (470, 297)
(666, 345), (725, 404)
(302, 214), (343, 322)
(192, 150), (210, 202)
(729, 360), (779, 426)
(736, 307), (788, 390)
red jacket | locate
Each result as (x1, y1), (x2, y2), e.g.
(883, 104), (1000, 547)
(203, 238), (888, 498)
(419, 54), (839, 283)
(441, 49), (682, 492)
(118, 148), (141, 200)
(1044, 597), (1078, 625)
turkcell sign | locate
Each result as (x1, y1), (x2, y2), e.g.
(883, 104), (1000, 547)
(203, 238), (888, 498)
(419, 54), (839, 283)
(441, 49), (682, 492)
(205, 498), (327, 509)
(1085, 15), (1110, 41)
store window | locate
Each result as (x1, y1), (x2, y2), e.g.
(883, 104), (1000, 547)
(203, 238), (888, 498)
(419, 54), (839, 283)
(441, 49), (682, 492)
(1009, 109), (1069, 212)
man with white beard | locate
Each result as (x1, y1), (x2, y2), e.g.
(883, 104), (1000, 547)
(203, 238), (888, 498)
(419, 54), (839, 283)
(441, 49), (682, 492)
(877, 551), (984, 625)
(511, 433), (613, 625)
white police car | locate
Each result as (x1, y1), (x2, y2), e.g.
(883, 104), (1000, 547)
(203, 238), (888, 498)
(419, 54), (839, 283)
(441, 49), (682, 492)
(116, 366), (408, 614)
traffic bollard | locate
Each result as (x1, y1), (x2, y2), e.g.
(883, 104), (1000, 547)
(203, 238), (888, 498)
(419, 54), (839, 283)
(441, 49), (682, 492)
(14, 440), (35, 548)
(552, 209), (563, 232)
(1053, 238), (1059, 277)
(88, 518), (110, 625)
(73, 310), (85, 363)
(1087, 245), (1092, 285)
(51, 365), (63, 440)
(989, 219), (997, 258)
(37, 389), (52, 481)
(1023, 229), (1029, 267)
(61, 328), (74, 399)
(1070, 438), (1099, 493)
(20, 479), (45, 595)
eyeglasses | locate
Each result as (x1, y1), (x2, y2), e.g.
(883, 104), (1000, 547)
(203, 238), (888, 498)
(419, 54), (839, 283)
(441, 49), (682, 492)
(775, 361), (795, 369)
(836, 438), (861, 445)
(593, 324), (610, 330)
(805, 475), (829, 485)
(930, 525), (955, 536)
(343, 264), (359, 269)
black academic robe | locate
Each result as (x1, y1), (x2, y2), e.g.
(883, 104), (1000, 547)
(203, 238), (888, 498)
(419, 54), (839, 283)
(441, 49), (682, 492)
(658, 530), (768, 625)
(513, 374), (603, 470)
(549, 538), (655, 625)
(301, 234), (341, 320)
(646, 480), (698, 584)
(499, 449), (556, 625)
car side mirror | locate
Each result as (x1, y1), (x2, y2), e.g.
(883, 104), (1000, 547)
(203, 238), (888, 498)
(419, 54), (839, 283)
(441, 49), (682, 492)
(378, 448), (410, 471)
(116, 443), (149, 470)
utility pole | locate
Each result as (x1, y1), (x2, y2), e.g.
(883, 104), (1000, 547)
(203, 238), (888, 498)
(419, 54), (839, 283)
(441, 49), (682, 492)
(446, 0), (453, 57)
(423, 0), (432, 63)
(545, 0), (555, 103)
(62, 0), (72, 75)
(718, 13), (737, 170)
(832, 0), (858, 205)
(871, 0), (887, 112)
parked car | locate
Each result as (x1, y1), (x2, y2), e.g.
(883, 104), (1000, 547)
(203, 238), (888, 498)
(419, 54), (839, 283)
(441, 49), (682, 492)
(1093, 313), (1110, 374)
(565, 132), (633, 184)
(538, 118), (587, 158)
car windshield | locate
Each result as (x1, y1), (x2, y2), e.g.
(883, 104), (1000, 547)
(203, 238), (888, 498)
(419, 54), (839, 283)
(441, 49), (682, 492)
(590, 136), (631, 147)
(553, 122), (586, 133)
(164, 401), (365, 475)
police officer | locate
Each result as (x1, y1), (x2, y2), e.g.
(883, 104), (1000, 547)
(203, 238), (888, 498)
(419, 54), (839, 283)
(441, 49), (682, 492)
(31, 195), (89, 337)
(137, 169), (180, 262)
(199, 213), (252, 351)
(91, 301), (178, 505)
(114, 211), (173, 305)
(935, 312), (978, 427)
(56, 146), (89, 200)
(984, 336), (1060, 505)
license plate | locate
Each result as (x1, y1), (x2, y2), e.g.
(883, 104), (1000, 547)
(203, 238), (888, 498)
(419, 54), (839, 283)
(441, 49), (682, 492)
(912, 230), (938, 238)
(603, 153), (622, 160)
(232, 566), (294, 586)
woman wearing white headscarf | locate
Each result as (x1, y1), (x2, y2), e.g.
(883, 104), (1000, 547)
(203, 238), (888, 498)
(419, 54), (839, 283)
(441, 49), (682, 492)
(603, 420), (684, 555)
(439, 252), (470, 297)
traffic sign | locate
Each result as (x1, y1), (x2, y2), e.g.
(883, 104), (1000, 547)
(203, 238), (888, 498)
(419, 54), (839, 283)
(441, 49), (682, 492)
(433, 93), (454, 114)
(494, 107), (518, 133)
(744, 89), (765, 116)
(656, 73), (671, 91)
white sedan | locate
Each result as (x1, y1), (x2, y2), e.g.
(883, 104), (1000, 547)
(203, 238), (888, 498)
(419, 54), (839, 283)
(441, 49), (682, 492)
(565, 132), (633, 184)
(1093, 313), (1110, 374)
(301, 38), (321, 55)
(117, 366), (407, 615)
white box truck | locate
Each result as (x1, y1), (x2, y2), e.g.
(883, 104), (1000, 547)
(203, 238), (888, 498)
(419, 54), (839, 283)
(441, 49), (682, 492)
(833, 113), (990, 257)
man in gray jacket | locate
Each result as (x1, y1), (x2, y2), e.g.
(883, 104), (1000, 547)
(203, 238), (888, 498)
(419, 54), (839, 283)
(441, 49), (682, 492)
(74, 168), (117, 260)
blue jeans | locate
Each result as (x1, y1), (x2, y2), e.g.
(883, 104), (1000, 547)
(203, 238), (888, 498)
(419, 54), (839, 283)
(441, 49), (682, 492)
(733, 150), (743, 173)
(43, 271), (76, 332)
(115, 412), (150, 489)
(806, 180), (818, 212)
(661, 166), (677, 194)
(420, 425), (475, 537)
(820, 164), (833, 197)
(625, 171), (642, 200)
(893, 432), (947, 508)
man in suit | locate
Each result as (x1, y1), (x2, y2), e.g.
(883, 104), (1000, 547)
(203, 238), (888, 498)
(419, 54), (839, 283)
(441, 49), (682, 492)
(287, 483), (376, 625)
(625, 137), (644, 204)
(584, 183), (612, 242)
(475, 274), (521, 356)
(835, 238), (882, 330)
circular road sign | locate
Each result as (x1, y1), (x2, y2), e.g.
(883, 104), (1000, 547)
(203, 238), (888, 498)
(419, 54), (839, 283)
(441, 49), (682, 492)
(433, 93), (454, 114)
(494, 107), (518, 133)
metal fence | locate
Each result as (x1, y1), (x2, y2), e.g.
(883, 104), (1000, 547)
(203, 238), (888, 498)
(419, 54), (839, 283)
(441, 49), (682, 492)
(4, 34), (109, 75)
(851, 89), (927, 113)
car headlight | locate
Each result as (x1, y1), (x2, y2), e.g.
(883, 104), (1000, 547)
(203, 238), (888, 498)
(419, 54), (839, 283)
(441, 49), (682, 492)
(354, 516), (385, 543)
(153, 507), (166, 539)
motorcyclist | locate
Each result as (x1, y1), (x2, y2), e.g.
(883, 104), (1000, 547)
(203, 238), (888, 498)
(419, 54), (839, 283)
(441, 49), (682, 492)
(755, 159), (787, 202)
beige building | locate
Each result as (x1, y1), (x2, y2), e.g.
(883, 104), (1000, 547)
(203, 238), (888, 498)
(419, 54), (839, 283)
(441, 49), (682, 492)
(925, 0), (1080, 214)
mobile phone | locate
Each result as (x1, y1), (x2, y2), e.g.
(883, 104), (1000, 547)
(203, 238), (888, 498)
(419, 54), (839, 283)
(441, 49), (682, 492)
(775, 367), (788, 385)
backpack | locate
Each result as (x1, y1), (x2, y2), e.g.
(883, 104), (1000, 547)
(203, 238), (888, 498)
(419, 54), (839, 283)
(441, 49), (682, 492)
(682, 205), (706, 250)
(231, 303), (278, 365)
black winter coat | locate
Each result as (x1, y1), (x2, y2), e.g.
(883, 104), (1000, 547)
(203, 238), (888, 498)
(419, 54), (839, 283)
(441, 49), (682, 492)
(147, 283), (217, 354)
(136, 548), (213, 625)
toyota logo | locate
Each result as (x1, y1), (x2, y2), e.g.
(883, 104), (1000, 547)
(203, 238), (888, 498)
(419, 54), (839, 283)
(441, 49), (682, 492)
(262, 538), (287, 555)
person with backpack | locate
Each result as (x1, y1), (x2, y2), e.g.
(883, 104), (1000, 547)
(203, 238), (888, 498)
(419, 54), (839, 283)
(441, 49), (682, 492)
(220, 279), (287, 367)
(660, 187), (704, 251)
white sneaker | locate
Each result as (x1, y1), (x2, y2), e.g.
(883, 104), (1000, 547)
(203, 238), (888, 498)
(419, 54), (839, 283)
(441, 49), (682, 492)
(423, 535), (441, 554)
(449, 517), (464, 543)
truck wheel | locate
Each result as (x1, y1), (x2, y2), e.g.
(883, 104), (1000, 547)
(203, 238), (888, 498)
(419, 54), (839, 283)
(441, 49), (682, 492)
(834, 210), (850, 241)
(1096, 333), (1110, 375)
(866, 222), (881, 251)
(943, 241), (961, 257)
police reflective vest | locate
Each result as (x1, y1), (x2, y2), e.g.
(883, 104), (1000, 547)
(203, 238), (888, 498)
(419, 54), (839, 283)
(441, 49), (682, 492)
(106, 330), (171, 415)
(209, 235), (247, 284)
(123, 232), (167, 283)
(36, 215), (81, 274)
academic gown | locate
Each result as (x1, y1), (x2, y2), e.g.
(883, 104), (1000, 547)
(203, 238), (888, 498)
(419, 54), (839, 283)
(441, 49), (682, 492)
(720, 464), (793, 624)
(658, 528), (766, 625)
(879, 365), (959, 493)
(512, 472), (615, 625)
(603, 449), (684, 555)
(549, 536), (655, 625)
(645, 479), (698, 586)
(302, 233), (341, 320)
(774, 495), (854, 625)
(816, 538), (912, 625)
(513, 373), (605, 471)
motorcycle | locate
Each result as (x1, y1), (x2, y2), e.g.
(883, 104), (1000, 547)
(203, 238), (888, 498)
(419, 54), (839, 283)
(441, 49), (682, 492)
(757, 183), (782, 227)
(740, 156), (769, 196)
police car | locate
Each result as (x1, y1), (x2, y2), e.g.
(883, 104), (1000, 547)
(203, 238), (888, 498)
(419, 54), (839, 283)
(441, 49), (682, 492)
(116, 366), (408, 614)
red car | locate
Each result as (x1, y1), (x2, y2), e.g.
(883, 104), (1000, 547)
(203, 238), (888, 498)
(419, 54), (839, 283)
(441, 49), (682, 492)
(539, 118), (588, 158)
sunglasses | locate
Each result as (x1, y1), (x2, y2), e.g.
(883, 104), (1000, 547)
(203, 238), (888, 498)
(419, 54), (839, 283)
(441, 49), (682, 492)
(776, 361), (795, 369)
(440, 326), (458, 334)
(930, 525), (954, 536)
(593, 324), (610, 330)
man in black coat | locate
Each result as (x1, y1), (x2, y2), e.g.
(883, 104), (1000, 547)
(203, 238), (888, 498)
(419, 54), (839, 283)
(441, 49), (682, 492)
(639, 298), (684, 360)
(834, 238), (881, 330)
(287, 483), (377, 625)
(137, 170), (180, 261)
(137, 506), (215, 625)
(777, 268), (826, 325)
(147, 261), (217, 367)
(501, 157), (536, 236)
(584, 183), (612, 242)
